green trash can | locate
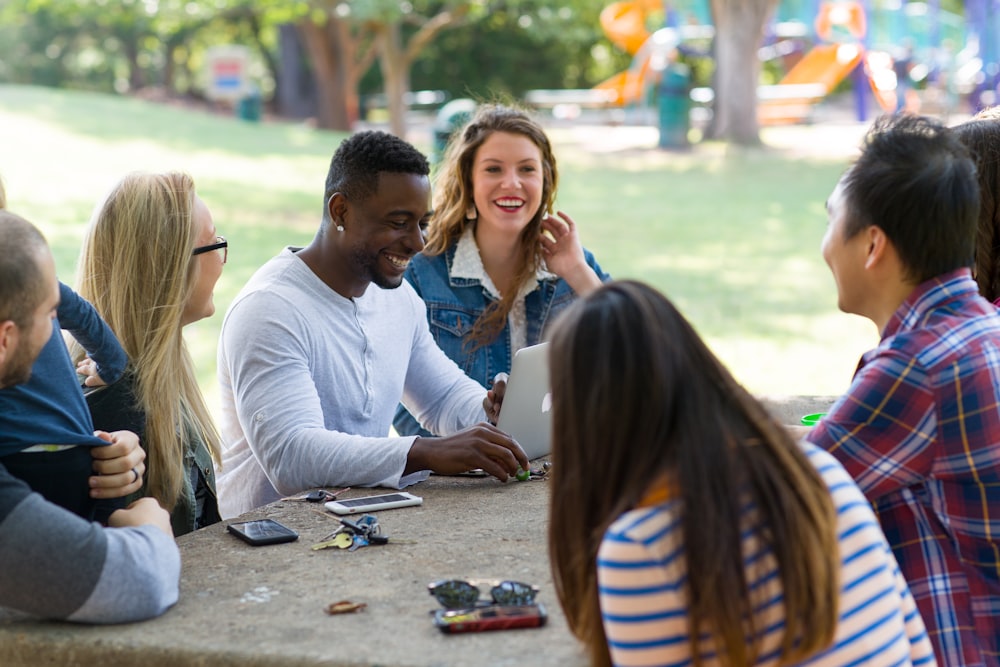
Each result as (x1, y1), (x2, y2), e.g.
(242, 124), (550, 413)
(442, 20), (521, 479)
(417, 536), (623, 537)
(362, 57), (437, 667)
(236, 88), (262, 122)
(658, 63), (691, 149)
(432, 99), (477, 162)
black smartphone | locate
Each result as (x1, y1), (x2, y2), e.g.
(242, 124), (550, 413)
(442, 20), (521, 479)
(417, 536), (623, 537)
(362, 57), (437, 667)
(226, 519), (299, 546)
(433, 603), (547, 633)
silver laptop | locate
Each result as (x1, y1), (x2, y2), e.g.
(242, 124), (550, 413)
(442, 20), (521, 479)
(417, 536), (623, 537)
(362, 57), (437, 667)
(496, 342), (552, 460)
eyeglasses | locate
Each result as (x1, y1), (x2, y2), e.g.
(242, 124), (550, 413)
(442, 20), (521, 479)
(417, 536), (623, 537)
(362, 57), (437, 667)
(428, 580), (539, 609)
(192, 236), (228, 264)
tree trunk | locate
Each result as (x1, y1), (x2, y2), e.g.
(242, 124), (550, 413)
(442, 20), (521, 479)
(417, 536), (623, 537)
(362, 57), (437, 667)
(332, 19), (362, 130)
(708, 0), (778, 145)
(297, 19), (352, 131)
(246, 11), (280, 106)
(372, 7), (469, 139)
(375, 23), (410, 138)
(163, 39), (178, 93)
(125, 35), (144, 91)
(276, 24), (316, 119)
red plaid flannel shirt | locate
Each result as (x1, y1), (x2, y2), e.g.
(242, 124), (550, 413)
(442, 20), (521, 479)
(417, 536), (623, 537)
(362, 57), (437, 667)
(809, 269), (1000, 667)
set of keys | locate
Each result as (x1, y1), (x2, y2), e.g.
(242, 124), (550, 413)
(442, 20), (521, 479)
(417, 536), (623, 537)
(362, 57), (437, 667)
(312, 514), (389, 552)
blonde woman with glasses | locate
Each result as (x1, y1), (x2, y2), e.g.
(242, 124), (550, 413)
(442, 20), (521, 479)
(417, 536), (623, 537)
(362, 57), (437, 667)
(73, 172), (226, 535)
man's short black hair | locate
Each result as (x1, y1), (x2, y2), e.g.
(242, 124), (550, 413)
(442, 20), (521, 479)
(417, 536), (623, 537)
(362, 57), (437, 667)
(842, 114), (979, 283)
(323, 131), (430, 223)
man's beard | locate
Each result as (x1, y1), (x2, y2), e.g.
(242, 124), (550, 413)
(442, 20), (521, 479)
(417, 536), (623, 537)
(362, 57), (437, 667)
(349, 246), (404, 291)
(0, 337), (36, 389)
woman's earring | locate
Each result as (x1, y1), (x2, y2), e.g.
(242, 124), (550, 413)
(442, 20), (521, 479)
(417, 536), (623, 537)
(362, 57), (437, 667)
(465, 205), (477, 221)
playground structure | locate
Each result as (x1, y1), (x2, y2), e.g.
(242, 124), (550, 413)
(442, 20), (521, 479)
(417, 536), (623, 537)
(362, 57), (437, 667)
(593, 0), (709, 109)
(594, 0), (1000, 125)
(760, 1), (894, 124)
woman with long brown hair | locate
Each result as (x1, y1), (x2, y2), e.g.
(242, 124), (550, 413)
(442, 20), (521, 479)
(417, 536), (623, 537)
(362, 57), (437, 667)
(393, 103), (609, 437)
(952, 106), (1000, 304)
(547, 280), (934, 666)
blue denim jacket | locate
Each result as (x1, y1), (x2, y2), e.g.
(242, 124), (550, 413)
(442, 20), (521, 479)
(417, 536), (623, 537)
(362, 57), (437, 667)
(393, 244), (610, 436)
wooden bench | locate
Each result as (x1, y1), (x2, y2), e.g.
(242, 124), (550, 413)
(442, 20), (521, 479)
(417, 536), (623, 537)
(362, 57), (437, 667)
(363, 89), (449, 111)
(691, 83), (829, 125)
(523, 89), (621, 120)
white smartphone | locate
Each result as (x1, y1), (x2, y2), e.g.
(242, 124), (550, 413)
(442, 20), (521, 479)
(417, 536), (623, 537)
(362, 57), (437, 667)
(324, 491), (423, 515)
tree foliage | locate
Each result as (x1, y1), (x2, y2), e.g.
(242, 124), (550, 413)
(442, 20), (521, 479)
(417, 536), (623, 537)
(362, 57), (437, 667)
(0, 0), (626, 136)
(0, 0), (275, 96)
(401, 1), (629, 101)
(2, 0), (904, 145)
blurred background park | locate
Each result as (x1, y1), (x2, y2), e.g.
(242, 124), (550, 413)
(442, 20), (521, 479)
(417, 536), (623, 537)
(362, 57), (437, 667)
(1, 0), (996, 409)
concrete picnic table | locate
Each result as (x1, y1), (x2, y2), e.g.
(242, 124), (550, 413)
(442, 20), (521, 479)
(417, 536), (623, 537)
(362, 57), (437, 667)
(0, 395), (836, 667)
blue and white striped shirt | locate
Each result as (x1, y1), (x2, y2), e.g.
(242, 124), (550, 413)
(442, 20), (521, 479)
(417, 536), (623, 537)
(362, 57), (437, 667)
(597, 442), (936, 667)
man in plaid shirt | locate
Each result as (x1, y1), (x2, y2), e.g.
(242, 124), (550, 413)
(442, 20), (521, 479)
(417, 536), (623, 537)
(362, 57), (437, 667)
(808, 114), (999, 666)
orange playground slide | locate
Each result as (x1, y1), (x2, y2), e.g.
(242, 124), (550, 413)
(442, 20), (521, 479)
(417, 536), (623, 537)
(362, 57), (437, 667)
(758, 43), (864, 124)
(761, 42), (895, 121)
(600, 0), (658, 54)
(778, 43), (863, 91)
(594, 0), (662, 106)
(595, 0), (891, 117)
(760, 0), (895, 120)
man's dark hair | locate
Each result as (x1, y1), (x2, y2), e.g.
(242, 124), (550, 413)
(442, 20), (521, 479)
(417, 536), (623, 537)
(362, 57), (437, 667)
(0, 210), (49, 328)
(841, 113), (979, 283)
(323, 131), (430, 224)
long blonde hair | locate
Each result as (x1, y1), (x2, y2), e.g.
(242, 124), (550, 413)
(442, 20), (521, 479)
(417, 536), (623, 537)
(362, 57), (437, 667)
(424, 104), (558, 348)
(73, 172), (221, 510)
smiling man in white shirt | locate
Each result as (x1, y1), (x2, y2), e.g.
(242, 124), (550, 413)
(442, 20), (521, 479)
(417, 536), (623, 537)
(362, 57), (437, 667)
(217, 131), (529, 518)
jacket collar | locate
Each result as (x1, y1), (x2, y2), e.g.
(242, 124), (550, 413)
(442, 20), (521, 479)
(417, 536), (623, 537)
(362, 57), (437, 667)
(448, 225), (555, 300)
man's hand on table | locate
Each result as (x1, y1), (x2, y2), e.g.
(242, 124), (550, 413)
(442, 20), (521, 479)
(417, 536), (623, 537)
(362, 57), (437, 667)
(405, 423), (529, 482)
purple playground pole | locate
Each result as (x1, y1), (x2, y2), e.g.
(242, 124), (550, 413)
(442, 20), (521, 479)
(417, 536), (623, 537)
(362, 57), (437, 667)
(922, 0), (941, 87)
(987, 0), (1000, 96)
(853, 0), (869, 121)
(853, 65), (869, 121)
(968, 0), (988, 111)
(928, 0), (940, 54)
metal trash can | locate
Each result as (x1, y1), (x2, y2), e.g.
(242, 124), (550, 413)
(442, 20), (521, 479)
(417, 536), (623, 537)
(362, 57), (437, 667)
(658, 63), (691, 149)
(236, 88), (262, 122)
(432, 99), (477, 162)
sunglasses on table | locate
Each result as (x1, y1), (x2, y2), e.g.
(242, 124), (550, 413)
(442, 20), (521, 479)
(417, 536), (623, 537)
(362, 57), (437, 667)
(428, 579), (539, 609)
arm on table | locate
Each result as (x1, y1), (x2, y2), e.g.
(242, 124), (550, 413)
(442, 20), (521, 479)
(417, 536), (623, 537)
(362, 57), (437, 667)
(222, 295), (414, 494)
(0, 468), (178, 624)
(399, 302), (527, 480)
(405, 423), (527, 482)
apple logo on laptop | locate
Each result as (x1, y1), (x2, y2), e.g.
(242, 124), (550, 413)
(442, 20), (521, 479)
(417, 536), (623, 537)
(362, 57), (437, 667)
(541, 392), (552, 414)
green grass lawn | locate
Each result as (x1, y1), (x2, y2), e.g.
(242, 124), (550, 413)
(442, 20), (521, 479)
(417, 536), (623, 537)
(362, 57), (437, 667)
(0, 83), (879, 415)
